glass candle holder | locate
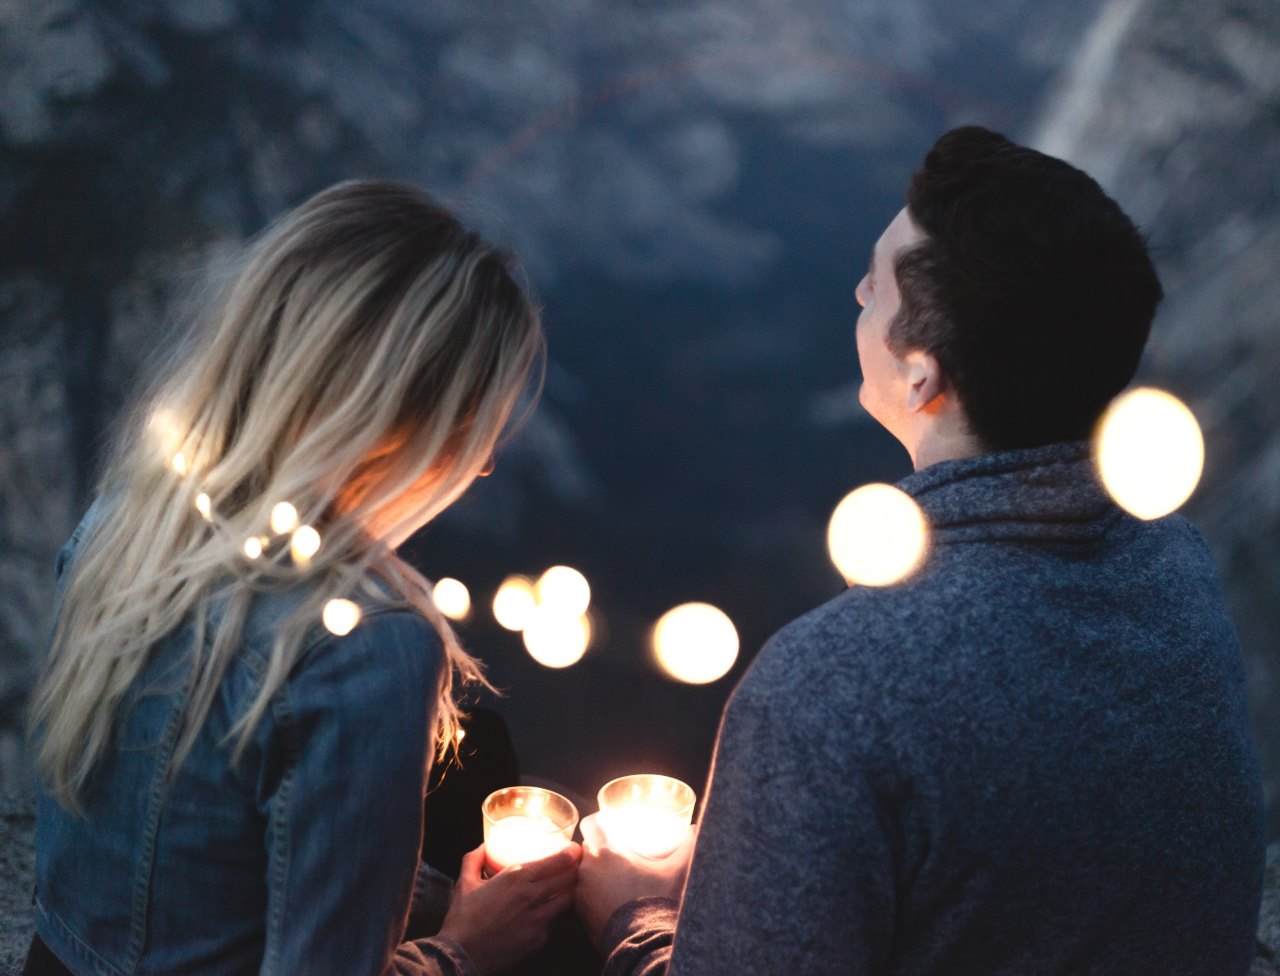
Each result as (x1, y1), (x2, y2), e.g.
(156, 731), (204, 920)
(481, 786), (578, 875)
(597, 774), (696, 859)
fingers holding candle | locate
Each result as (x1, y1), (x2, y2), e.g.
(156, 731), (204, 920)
(439, 843), (582, 975)
(575, 811), (698, 949)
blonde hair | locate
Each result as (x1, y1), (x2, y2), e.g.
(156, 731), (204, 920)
(30, 180), (544, 812)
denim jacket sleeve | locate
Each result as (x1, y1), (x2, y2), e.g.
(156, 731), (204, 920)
(256, 607), (475, 976)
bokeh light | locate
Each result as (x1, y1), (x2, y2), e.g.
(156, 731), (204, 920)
(1095, 387), (1204, 520)
(433, 577), (472, 620)
(195, 492), (212, 521)
(493, 576), (537, 631)
(242, 536), (263, 560)
(522, 606), (591, 668)
(271, 501), (299, 534)
(290, 525), (321, 567)
(652, 602), (739, 685)
(535, 565), (591, 618)
(323, 598), (362, 636)
(170, 452), (188, 475)
(827, 483), (929, 587)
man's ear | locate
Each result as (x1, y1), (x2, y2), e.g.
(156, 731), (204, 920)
(904, 350), (947, 414)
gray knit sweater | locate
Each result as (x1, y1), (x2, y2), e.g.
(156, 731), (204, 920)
(601, 442), (1265, 975)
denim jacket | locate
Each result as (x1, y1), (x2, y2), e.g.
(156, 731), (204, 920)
(33, 506), (477, 976)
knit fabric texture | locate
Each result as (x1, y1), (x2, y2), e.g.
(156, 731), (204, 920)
(603, 441), (1266, 976)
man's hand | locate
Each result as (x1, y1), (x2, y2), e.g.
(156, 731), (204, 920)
(574, 811), (697, 949)
(436, 842), (581, 975)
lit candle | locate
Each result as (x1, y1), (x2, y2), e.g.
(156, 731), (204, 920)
(481, 786), (578, 875)
(597, 774), (695, 859)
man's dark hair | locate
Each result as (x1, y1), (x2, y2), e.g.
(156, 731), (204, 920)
(890, 125), (1162, 452)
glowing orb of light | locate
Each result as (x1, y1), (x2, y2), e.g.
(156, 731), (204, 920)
(323, 598), (362, 636)
(195, 493), (212, 521)
(432, 577), (472, 620)
(242, 536), (263, 560)
(1096, 387), (1204, 520)
(271, 502), (300, 535)
(493, 576), (537, 631)
(521, 606), (591, 669)
(535, 565), (591, 618)
(290, 525), (321, 567)
(171, 452), (189, 476)
(827, 484), (929, 587)
(652, 602), (739, 685)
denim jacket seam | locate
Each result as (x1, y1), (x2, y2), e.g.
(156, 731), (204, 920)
(123, 684), (189, 969)
(35, 893), (127, 976)
(261, 682), (298, 976)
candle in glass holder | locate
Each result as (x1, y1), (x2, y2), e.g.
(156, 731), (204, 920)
(597, 774), (695, 859)
(481, 786), (578, 874)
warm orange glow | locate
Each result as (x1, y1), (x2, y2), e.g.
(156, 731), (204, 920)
(482, 787), (578, 873)
(522, 606), (591, 668)
(493, 576), (537, 631)
(597, 774), (696, 859)
(1096, 387), (1204, 520)
(535, 565), (591, 617)
(170, 452), (189, 475)
(290, 525), (321, 568)
(271, 501), (300, 534)
(432, 577), (472, 620)
(323, 598), (362, 636)
(652, 603), (739, 684)
(827, 483), (928, 586)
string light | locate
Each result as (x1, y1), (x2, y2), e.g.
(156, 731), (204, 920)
(271, 502), (300, 535)
(195, 493), (212, 521)
(522, 607), (591, 668)
(242, 537), (263, 560)
(171, 452), (189, 475)
(290, 525), (321, 568)
(1095, 387), (1204, 520)
(534, 565), (591, 618)
(323, 598), (362, 636)
(827, 484), (929, 586)
(493, 576), (537, 631)
(432, 578), (472, 620)
(652, 603), (739, 684)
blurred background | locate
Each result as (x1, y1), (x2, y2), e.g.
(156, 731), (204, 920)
(1, 0), (1277, 839)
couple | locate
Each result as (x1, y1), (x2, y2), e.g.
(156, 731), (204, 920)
(25, 127), (1265, 976)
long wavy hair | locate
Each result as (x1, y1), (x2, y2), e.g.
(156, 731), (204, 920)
(30, 180), (544, 812)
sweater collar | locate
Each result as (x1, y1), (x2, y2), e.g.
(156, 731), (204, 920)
(896, 441), (1125, 545)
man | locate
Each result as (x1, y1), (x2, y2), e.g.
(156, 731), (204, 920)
(575, 126), (1266, 974)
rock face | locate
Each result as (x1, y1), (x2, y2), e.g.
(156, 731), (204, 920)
(1030, 0), (1280, 838)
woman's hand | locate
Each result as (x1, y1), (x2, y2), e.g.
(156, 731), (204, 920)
(436, 842), (581, 975)
(574, 812), (697, 949)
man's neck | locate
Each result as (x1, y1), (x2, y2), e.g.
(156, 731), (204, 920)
(908, 423), (984, 472)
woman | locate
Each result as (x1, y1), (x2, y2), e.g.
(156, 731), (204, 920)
(25, 181), (579, 976)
